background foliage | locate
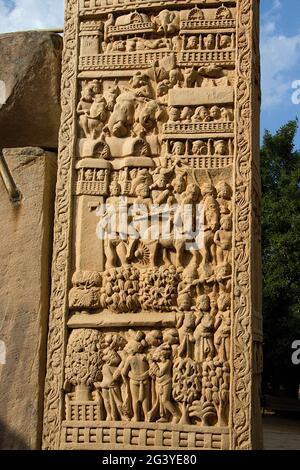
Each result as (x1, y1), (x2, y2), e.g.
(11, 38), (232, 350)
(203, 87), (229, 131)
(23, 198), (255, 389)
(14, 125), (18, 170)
(261, 120), (300, 396)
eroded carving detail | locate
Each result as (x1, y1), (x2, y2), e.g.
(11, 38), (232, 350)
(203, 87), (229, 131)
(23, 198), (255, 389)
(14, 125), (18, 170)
(43, 0), (261, 451)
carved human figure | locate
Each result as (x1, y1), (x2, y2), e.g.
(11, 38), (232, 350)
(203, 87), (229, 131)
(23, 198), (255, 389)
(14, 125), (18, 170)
(102, 182), (128, 269)
(219, 34), (232, 50)
(186, 36), (198, 50)
(168, 68), (181, 89)
(168, 106), (180, 123)
(214, 294), (231, 362)
(145, 330), (163, 409)
(104, 13), (114, 42)
(104, 80), (120, 112)
(85, 94), (108, 139)
(77, 85), (93, 137)
(204, 34), (215, 50)
(214, 139), (227, 156)
(94, 348), (123, 421)
(121, 334), (150, 422)
(177, 265), (198, 301)
(214, 216), (232, 265)
(177, 308), (195, 359)
(215, 264), (232, 297)
(220, 107), (233, 122)
(156, 79), (170, 104)
(172, 141), (185, 156)
(216, 181), (232, 216)
(193, 295), (215, 362)
(126, 180), (153, 263)
(172, 172), (187, 204)
(148, 344), (180, 423)
(192, 106), (210, 123)
(127, 71), (152, 99)
(192, 140), (208, 155)
(180, 106), (193, 123)
(210, 106), (222, 122)
(199, 183), (219, 268)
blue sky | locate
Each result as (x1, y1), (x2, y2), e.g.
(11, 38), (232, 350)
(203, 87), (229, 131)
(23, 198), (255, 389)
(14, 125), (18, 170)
(1, 0), (300, 148)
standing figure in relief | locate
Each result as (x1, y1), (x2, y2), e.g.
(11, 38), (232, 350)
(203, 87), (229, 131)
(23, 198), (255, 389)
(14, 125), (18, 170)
(172, 172), (187, 204)
(102, 181), (128, 269)
(85, 94), (108, 139)
(214, 215), (232, 265)
(176, 297), (195, 360)
(121, 335), (150, 422)
(77, 85), (93, 137)
(214, 294), (231, 362)
(94, 348), (123, 421)
(215, 181), (232, 216)
(148, 344), (180, 423)
(193, 295), (215, 363)
(199, 183), (220, 268)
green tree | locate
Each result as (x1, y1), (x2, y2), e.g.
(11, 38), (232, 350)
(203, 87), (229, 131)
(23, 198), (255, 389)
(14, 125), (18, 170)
(261, 120), (300, 396)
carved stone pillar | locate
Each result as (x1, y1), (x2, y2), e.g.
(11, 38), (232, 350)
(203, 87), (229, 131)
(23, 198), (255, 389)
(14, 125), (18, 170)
(43, 0), (262, 450)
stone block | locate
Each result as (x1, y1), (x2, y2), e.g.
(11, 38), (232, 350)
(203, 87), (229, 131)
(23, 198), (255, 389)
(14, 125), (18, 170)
(0, 32), (62, 150)
(0, 147), (57, 449)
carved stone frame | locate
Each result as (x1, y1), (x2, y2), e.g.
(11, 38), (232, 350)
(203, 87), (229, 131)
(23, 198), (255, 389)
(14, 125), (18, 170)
(42, 0), (262, 450)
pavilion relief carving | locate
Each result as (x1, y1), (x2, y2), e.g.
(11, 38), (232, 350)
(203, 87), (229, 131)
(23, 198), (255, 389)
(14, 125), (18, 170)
(43, 0), (262, 451)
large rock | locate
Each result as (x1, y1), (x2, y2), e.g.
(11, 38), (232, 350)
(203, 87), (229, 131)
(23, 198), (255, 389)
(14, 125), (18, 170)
(0, 147), (57, 449)
(0, 32), (62, 150)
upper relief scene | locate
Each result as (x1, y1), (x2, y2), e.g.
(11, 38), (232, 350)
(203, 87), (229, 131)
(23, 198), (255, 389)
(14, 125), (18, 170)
(79, 6), (237, 70)
(77, 7), (236, 164)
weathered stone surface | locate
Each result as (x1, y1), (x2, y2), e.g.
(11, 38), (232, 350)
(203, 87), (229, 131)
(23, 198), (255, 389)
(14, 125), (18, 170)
(0, 147), (57, 450)
(0, 32), (62, 150)
(43, 0), (263, 451)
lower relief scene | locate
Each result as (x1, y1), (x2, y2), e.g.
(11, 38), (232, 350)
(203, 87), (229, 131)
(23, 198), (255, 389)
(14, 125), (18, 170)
(62, 5), (236, 449)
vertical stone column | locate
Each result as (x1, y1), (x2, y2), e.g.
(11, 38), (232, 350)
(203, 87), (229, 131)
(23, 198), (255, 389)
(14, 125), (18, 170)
(43, 0), (262, 450)
(0, 148), (57, 450)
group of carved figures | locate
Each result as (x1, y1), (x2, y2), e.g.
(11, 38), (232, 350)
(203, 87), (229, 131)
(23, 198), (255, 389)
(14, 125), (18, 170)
(70, 173), (232, 314)
(167, 105), (233, 124)
(81, 6), (235, 55)
(100, 175), (232, 273)
(71, 2), (236, 433)
(103, 33), (235, 54)
(77, 64), (231, 143)
(65, 311), (230, 426)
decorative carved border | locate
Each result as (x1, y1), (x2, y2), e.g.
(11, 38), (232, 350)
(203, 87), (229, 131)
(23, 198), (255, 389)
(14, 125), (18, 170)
(231, 0), (255, 450)
(42, 0), (79, 450)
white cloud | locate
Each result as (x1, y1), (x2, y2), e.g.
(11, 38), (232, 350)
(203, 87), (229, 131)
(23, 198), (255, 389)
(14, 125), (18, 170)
(0, 0), (64, 33)
(261, 0), (300, 109)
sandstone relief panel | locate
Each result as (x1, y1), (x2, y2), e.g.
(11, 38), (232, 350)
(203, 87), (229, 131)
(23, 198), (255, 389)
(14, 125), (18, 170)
(43, 0), (262, 450)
